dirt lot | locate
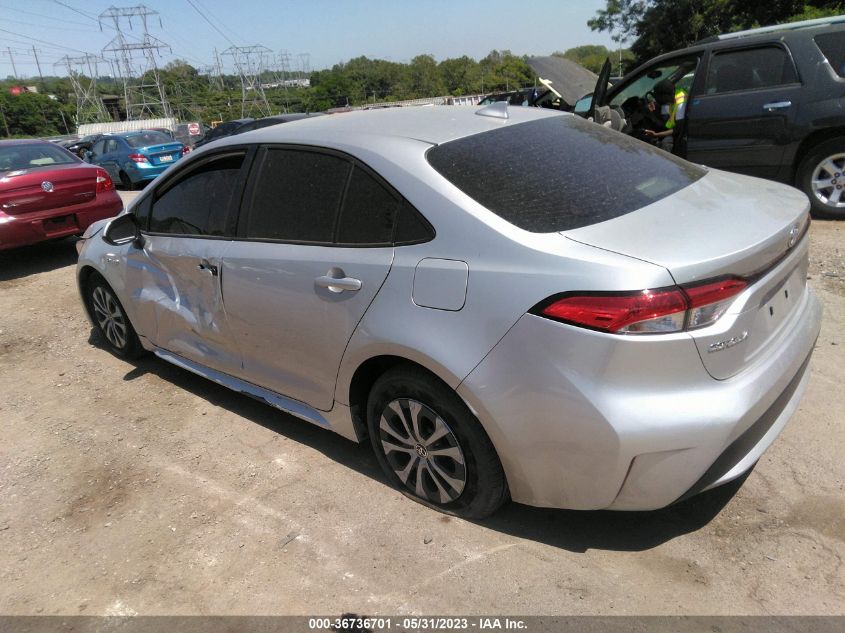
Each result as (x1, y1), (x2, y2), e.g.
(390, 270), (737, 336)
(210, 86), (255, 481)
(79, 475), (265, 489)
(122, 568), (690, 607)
(0, 193), (843, 616)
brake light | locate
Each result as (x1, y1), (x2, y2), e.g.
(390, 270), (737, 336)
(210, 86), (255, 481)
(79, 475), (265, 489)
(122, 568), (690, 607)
(535, 276), (747, 335)
(181, 145), (190, 156)
(94, 168), (114, 194)
(128, 153), (148, 163)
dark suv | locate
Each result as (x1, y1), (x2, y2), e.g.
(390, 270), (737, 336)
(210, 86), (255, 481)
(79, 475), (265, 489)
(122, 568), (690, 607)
(581, 16), (845, 218)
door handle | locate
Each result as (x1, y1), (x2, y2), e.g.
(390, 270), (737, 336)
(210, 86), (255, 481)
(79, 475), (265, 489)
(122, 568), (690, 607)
(315, 274), (362, 293)
(197, 260), (218, 276)
(763, 100), (792, 112)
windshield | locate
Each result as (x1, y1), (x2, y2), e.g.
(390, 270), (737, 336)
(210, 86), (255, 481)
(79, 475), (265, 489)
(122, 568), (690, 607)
(0, 143), (78, 172)
(125, 132), (173, 148)
(426, 115), (705, 232)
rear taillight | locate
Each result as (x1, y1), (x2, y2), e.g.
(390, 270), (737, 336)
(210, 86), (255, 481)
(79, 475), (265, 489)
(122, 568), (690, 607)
(95, 168), (114, 194)
(128, 153), (148, 163)
(535, 276), (747, 335)
(181, 145), (190, 156)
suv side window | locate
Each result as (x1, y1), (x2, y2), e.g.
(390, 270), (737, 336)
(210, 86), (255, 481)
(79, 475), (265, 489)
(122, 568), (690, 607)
(149, 153), (245, 236)
(815, 33), (845, 78)
(246, 148), (351, 243)
(706, 46), (798, 94)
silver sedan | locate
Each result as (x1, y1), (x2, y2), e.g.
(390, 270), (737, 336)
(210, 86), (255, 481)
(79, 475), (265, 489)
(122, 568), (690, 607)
(76, 105), (822, 518)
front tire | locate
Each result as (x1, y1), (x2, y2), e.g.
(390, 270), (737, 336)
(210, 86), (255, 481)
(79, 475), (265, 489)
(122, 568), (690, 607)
(796, 137), (845, 219)
(367, 366), (508, 519)
(84, 274), (144, 359)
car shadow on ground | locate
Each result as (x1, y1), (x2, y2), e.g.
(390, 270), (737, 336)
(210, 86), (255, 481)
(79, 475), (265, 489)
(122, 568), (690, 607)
(0, 239), (79, 282)
(96, 330), (745, 554)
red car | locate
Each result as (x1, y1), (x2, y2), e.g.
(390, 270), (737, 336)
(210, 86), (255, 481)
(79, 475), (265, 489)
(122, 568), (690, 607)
(0, 139), (122, 251)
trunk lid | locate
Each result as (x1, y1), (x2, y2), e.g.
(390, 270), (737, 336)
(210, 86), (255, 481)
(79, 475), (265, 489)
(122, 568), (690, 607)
(141, 142), (184, 166)
(564, 169), (811, 379)
(0, 163), (98, 215)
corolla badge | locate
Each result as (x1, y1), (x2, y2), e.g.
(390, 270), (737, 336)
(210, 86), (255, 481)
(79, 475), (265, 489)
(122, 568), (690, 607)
(787, 224), (800, 248)
(708, 331), (748, 353)
(41, 181), (54, 192)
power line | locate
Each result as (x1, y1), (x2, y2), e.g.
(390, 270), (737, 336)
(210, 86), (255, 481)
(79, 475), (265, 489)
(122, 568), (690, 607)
(0, 4), (94, 27)
(0, 28), (89, 54)
(185, 0), (237, 48)
(192, 0), (245, 44)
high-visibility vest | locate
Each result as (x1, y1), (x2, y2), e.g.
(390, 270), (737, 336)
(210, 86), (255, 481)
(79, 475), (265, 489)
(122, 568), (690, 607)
(665, 89), (687, 130)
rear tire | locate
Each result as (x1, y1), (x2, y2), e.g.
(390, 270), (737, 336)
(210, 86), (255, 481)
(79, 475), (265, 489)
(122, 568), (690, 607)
(367, 365), (508, 519)
(119, 171), (137, 191)
(796, 137), (845, 219)
(84, 274), (144, 359)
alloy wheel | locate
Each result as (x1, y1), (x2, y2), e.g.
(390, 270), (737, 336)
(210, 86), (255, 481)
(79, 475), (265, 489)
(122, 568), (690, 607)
(91, 286), (127, 349)
(811, 152), (845, 209)
(378, 398), (467, 504)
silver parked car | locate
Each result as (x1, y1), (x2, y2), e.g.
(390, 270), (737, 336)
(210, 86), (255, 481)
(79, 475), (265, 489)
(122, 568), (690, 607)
(76, 105), (821, 518)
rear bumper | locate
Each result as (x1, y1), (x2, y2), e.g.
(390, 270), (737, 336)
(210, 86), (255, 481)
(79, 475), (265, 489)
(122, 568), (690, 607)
(124, 160), (178, 183)
(0, 191), (122, 251)
(456, 287), (822, 511)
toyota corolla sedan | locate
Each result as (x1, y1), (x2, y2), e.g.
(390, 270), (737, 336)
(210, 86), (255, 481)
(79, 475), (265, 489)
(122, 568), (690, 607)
(75, 105), (821, 518)
(85, 130), (187, 190)
(0, 139), (122, 251)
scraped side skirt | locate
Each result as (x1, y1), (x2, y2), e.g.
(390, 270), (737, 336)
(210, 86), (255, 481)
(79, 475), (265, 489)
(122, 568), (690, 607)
(153, 348), (331, 429)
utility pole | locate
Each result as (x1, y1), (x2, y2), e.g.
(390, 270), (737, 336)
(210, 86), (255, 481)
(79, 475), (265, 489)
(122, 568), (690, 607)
(223, 45), (273, 118)
(100, 4), (173, 120)
(32, 47), (44, 84)
(6, 48), (18, 81)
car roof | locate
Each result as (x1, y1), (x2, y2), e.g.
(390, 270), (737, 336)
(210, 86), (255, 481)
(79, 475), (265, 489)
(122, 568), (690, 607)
(216, 105), (566, 149)
(0, 138), (53, 146)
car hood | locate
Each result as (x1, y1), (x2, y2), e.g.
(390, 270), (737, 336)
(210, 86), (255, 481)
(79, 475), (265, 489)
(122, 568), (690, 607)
(561, 169), (810, 284)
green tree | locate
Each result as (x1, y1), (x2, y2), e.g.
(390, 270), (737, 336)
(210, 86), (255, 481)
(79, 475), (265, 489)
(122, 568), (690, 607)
(589, 0), (844, 64)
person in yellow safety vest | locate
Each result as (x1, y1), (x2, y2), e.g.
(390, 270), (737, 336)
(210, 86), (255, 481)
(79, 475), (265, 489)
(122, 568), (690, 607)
(644, 80), (688, 154)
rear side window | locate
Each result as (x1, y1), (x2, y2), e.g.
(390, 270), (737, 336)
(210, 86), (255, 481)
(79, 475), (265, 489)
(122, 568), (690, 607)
(336, 166), (399, 245)
(149, 153), (244, 236)
(706, 46), (798, 94)
(426, 115), (704, 233)
(815, 33), (845, 78)
(246, 149), (351, 242)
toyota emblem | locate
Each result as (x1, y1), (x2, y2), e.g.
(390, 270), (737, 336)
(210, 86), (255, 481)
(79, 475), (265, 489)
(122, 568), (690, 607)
(41, 181), (54, 192)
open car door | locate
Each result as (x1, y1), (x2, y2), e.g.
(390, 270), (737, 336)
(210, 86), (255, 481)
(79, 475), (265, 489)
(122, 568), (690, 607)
(587, 58), (612, 121)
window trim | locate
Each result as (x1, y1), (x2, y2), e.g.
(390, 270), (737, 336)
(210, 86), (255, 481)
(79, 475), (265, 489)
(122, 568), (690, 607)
(236, 143), (435, 248)
(702, 42), (801, 96)
(141, 146), (254, 240)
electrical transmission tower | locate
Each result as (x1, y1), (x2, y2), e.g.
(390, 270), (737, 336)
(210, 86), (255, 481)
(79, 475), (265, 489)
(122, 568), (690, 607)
(223, 45), (273, 118)
(200, 48), (225, 92)
(54, 54), (111, 124)
(99, 5), (173, 120)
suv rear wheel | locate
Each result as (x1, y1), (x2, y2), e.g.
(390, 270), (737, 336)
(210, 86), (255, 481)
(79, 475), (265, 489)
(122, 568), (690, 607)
(367, 365), (508, 519)
(797, 137), (845, 219)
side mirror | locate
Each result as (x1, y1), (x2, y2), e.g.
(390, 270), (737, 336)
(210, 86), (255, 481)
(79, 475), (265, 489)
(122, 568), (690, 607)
(103, 213), (143, 247)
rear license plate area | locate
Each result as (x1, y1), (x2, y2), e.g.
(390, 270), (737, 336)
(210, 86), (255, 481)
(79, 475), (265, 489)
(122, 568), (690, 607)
(43, 214), (78, 234)
(159, 154), (174, 163)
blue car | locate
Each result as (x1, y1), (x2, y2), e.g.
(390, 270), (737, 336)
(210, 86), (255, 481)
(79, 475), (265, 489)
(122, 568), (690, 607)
(86, 130), (186, 190)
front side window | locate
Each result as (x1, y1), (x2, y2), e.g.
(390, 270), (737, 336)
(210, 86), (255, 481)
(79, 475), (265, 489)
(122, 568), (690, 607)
(149, 153), (244, 236)
(610, 58), (699, 107)
(246, 149), (351, 243)
(815, 32), (845, 78)
(706, 46), (798, 94)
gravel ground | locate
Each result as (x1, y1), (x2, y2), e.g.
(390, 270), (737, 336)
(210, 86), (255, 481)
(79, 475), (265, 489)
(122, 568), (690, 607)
(0, 195), (842, 616)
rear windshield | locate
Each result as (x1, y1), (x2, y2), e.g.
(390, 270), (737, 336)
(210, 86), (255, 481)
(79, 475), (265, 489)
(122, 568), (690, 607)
(0, 143), (78, 172)
(426, 115), (705, 232)
(125, 132), (173, 148)
(815, 32), (845, 78)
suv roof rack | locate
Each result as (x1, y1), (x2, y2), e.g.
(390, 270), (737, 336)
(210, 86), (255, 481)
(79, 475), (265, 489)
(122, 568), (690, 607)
(701, 14), (845, 43)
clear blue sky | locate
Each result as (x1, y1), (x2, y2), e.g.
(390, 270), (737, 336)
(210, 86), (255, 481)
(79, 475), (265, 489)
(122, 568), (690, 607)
(0, 0), (617, 80)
